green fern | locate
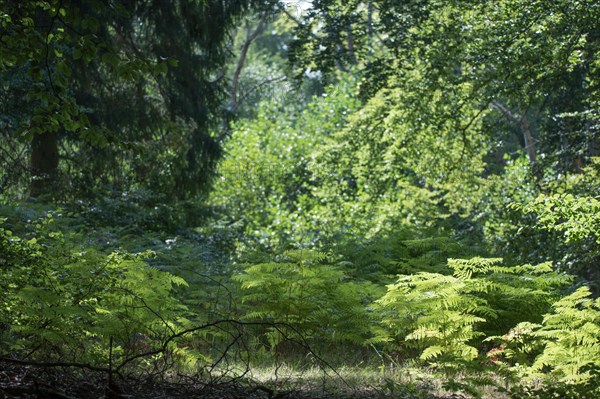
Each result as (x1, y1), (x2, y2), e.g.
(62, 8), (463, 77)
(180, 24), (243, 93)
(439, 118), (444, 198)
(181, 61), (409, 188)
(371, 256), (572, 395)
(490, 287), (600, 397)
(235, 249), (370, 347)
(449, 258), (572, 336)
(337, 231), (469, 283)
(531, 287), (600, 385)
(1, 220), (193, 370)
(373, 271), (490, 374)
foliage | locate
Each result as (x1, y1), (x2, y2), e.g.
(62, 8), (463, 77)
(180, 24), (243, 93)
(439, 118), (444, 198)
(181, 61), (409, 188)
(225, 9), (313, 120)
(531, 287), (600, 385)
(491, 287), (600, 398)
(514, 190), (600, 288)
(455, 154), (600, 292)
(0, 0), (264, 199)
(210, 74), (361, 251)
(467, 155), (539, 253)
(2, 0), (600, 396)
(235, 250), (370, 346)
(334, 229), (474, 285)
(371, 257), (571, 391)
(0, 216), (192, 370)
(288, 0), (368, 79)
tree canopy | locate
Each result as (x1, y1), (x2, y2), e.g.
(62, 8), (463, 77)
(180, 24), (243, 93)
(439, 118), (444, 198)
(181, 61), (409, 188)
(1, 0), (267, 199)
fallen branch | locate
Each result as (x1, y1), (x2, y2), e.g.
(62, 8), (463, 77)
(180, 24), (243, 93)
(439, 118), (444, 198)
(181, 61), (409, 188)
(1, 319), (348, 389)
(114, 319), (349, 387)
(0, 357), (109, 373)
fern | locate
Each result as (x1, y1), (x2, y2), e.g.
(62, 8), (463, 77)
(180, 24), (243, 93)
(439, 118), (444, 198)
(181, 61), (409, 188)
(235, 249), (370, 347)
(489, 287), (600, 397)
(1, 220), (192, 370)
(531, 287), (600, 385)
(337, 230), (470, 283)
(449, 258), (573, 337)
(371, 256), (572, 396)
(373, 271), (490, 374)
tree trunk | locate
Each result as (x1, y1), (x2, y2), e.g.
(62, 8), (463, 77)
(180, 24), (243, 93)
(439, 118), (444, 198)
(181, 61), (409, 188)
(492, 100), (536, 163)
(519, 112), (536, 163)
(30, 131), (59, 198)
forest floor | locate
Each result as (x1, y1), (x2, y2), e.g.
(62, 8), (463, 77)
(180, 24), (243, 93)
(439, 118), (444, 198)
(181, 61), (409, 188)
(0, 362), (472, 399)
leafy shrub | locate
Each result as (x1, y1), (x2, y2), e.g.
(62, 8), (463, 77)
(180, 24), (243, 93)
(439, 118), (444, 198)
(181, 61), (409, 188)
(209, 76), (360, 252)
(515, 192), (600, 290)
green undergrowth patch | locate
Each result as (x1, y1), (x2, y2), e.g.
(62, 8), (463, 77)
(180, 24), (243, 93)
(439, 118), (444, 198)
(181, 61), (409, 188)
(1, 201), (599, 399)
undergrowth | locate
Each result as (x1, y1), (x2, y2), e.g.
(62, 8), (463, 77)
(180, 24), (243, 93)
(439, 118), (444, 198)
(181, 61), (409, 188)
(1, 202), (599, 399)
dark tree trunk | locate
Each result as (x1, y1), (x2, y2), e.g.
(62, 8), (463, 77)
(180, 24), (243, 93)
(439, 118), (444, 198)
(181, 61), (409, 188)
(30, 131), (59, 198)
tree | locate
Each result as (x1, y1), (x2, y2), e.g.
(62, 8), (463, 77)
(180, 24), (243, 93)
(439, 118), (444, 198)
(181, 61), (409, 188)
(209, 75), (360, 250)
(289, 0), (600, 174)
(287, 0), (371, 80)
(1, 0), (267, 200)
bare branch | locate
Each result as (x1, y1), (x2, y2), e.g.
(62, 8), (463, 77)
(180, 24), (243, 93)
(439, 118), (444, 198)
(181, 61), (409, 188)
(229, 14), (267, 114)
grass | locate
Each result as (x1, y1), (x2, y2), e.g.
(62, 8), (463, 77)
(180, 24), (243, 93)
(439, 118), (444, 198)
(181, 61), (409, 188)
(206, 354), (512, 399)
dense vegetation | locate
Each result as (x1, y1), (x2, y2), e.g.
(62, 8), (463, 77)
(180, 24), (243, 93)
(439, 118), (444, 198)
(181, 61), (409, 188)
(1, 1), (599, 398)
